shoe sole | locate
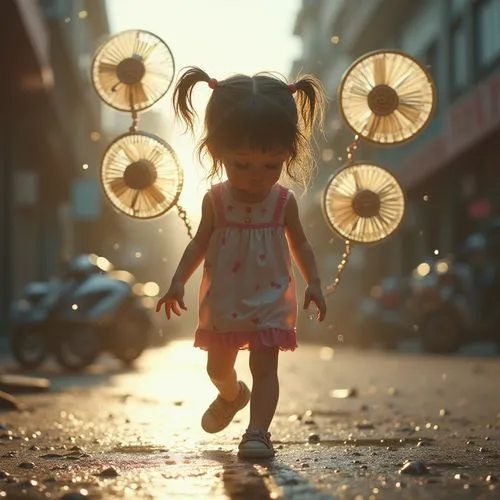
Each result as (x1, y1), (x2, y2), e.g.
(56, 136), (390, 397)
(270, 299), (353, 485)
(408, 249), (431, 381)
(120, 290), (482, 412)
(237, 449), (275, 459)
(201, 383), (251, 433)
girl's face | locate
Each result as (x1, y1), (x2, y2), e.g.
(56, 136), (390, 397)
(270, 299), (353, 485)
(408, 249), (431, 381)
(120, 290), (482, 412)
(222, 147), (290, 194)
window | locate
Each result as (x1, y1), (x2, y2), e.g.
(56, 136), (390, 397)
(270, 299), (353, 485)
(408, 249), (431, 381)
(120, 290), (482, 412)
(423, 41), (440, 110)
(38, 0), (72, 19)
(450, 19), (468, 93)
(473, 0), (500, 72)
(450, 0), (469, 17)
(424, 41), (438, 79)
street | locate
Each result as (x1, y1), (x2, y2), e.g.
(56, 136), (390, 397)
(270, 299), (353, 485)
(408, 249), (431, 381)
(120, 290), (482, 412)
(0, 338), (498, 499)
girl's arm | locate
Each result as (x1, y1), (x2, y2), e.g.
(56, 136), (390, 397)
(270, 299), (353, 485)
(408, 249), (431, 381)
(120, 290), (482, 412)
(284, 193), (321, 285)
(170, 192), (215, 285)
(284, 192), (326, 321)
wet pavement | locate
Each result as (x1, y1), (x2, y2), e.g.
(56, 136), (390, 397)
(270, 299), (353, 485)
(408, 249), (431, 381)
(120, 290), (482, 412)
(0, 338), (498, 499)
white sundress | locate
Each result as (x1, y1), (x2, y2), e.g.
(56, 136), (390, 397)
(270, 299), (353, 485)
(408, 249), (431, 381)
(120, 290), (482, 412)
(195, 181), (298, 351)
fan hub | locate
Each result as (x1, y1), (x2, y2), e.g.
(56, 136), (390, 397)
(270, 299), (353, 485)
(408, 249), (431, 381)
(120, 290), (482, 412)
(367, 84), (399, 117)
(116, 56), (146, 85)
(351, 189), (381, 218)
(123, 160), (157, 190)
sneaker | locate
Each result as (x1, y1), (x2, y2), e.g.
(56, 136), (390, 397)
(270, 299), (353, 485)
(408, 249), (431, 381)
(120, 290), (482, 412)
(238, 429), (275, 459)
(201, 381), (251, 433)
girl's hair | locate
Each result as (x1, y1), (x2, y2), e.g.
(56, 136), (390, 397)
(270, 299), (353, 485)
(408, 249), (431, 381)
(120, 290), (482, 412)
(172, 66), (325, 188)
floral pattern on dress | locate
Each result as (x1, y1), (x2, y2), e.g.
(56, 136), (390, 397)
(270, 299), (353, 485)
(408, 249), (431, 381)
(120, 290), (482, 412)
(195, 181), (297, 351)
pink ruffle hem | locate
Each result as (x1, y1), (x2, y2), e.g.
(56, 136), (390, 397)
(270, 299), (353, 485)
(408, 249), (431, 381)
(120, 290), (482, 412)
(194, 328), (297, 351)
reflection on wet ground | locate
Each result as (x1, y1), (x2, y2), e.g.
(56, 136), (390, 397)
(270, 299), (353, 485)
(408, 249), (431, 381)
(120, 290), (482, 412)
(0, 340), (498, 498)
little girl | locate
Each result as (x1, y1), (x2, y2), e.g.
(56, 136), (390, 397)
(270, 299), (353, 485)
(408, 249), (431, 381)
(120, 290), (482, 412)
(157, 67), (327, 459)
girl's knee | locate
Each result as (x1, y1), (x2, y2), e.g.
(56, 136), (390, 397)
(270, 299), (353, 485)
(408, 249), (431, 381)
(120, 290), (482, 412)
(206, 364), (235, 382)
(206, 356), (236, 381)
(206, 347), (238, 381)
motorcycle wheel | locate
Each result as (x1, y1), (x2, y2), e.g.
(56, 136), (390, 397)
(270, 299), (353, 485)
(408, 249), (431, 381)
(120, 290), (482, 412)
(112, 310), (151, 365)
(54, 326), (101, 372)
(11, 327), (48, 370)
(421, 311), (462, 354)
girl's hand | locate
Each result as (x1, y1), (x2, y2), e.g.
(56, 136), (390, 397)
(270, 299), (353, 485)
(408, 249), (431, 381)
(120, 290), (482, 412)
(303, 283), (326, 322)
(156, 281), (187, 319)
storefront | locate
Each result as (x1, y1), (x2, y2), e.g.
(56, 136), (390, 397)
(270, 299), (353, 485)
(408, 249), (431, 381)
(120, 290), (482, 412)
(0, 0), (58, 336)
(371, 69), (500, 280)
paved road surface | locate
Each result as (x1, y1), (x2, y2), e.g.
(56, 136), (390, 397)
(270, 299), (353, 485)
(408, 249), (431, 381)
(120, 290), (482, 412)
(0, 339), (498, 499)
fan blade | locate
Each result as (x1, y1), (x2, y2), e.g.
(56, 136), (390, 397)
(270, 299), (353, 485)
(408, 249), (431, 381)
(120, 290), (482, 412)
(130, 190), (140, 211)
(352, 170), (364, 191)
(397, 102), (423, 124)
(109, 178), (129, 199)
(143, 184), (167, 206)
(138, 39), (159, 61)
(372, 54), (387, 86)
(98, 62), (118, 75)
(129, 82), (148, 108)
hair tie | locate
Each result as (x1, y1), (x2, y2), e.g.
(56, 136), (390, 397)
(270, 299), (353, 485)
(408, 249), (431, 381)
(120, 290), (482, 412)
(287, 83), (297, 94)
(208, 78), (218, 90)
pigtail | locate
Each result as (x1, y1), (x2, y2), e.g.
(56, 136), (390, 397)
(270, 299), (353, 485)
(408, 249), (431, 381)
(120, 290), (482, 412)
(173, 66), (211, 131)
(294, 75), (326, 139)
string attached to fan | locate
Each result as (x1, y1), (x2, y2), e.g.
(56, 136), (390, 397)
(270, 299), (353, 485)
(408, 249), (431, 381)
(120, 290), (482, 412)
(127, 96), (193, 239)
(91, 29), (194, 238)
(322, 49), (436, 295)
(324, 135), (359, 295)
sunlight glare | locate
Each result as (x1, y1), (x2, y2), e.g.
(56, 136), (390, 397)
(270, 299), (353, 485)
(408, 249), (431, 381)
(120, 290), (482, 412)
(106, 0), (301, 224)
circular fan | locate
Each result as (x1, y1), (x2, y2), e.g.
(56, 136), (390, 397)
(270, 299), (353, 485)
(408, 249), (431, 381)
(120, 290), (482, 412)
(91, 29), (175, 112)
(101, 131), (183, 219)
(338, 49), (435, 145)
(323, 163), (405, 244)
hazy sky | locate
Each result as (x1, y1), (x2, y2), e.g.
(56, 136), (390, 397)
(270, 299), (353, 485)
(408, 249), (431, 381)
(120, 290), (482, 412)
(105, 0), (303, 214)
(106, 0), (302, 77)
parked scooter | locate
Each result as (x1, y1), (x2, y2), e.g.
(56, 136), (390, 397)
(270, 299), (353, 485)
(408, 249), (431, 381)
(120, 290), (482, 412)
(409, 256), (470, 353)
(353, 275), (412, 349)
(411, 234), (500, 353)
(10, 280), (62, 369)
(11, 254), (154, 371)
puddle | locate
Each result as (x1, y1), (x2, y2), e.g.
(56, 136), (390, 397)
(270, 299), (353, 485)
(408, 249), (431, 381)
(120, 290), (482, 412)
(276, 410), (351, 417)
(110, 444), (170, 453)
(277, 437), (435, 447)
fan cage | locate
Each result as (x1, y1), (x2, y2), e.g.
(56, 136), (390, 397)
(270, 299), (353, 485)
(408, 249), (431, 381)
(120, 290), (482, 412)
(322, 162), (406, 245)
(100, 131), (183, 220)
(338, 49), (436, 146)
(91, 29), (175, 113)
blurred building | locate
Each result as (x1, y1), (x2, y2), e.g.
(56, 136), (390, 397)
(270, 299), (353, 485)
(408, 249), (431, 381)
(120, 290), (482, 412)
(292, 0), (500, 298)
(0, 0), (114, 337)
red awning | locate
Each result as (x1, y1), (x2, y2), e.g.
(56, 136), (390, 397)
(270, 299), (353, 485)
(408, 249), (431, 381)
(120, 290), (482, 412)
(399, 72), (500, 190)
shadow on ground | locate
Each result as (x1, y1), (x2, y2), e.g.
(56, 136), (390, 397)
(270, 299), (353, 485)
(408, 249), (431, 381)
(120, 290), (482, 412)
(203, 449), (332, 499)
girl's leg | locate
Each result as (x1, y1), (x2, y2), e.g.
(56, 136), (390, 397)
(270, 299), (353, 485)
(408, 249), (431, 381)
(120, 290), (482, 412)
(202, 346), (250, 434)
(248, 346), (279, 430)
(206, 345), (240, 401)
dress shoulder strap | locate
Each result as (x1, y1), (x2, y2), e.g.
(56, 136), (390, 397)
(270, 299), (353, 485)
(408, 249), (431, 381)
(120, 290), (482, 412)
(209, 183), (226, 227)
(271, 185), (290, 225)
